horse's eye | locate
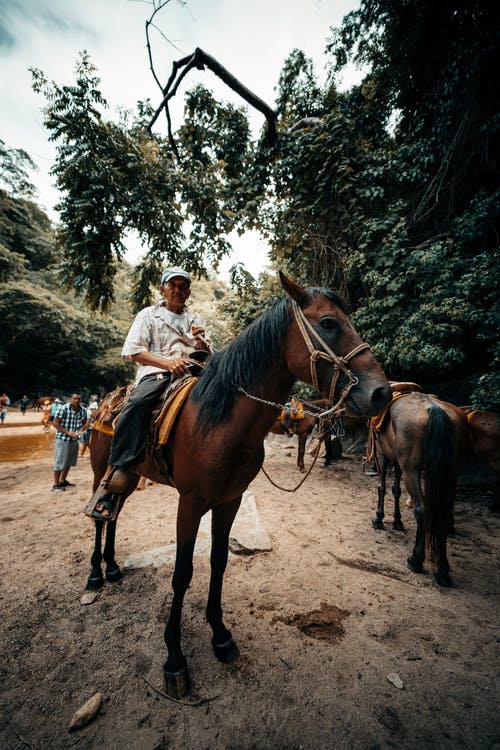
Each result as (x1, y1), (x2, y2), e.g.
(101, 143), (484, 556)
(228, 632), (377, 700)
(319, 317), (339, 332)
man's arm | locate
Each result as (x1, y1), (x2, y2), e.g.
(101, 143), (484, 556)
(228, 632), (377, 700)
(132, 351), (192, 377)
(53, 417), (80, 440)
(191, 325), (211, 352)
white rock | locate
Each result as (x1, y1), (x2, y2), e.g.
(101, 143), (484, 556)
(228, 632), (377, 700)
(387, 672), (404, 689)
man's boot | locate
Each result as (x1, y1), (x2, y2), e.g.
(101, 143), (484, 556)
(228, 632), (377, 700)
(83, 465), (139, 522)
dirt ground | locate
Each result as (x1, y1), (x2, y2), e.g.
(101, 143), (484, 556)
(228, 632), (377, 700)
(0, 412), (499, 750)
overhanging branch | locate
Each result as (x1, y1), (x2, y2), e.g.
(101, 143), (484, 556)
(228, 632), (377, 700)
(147, 47), (278, 146)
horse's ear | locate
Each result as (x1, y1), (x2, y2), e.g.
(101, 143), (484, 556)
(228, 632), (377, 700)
(279, 271), (309, 307)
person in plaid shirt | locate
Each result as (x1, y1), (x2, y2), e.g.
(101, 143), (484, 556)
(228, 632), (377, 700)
(52, 393), (89, 492)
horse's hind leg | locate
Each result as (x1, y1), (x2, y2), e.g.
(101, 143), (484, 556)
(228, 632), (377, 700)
(434, 534), (452, 587)
(206, 496), (242, 663)
(433, 481), (455, 588)
(392, 463), (405, 531)
(372, 453), (387, 529)
(406, 474), (425, 574)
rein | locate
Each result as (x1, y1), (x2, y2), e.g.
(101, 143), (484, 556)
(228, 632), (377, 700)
(238, 298), (371, 493)
(260, 431), (327, 492)
(237, 301), (370, 421)
(291, 300), (370, 418)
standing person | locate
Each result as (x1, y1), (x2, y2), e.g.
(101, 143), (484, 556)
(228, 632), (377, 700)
(0, 393), (9, 424)
(79, 402), (93, 457)
(51, 393), (89, 492)
(41, 399), (51, 432)
(20, 395), (30, 415)
(89, 394), (100, 411)
(49, 398), (62, 427)
(80, 394), (100, 457)
(88, 267), (211, 521)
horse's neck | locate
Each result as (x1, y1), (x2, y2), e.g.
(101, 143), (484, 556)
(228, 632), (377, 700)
(237, 372), (296, 440)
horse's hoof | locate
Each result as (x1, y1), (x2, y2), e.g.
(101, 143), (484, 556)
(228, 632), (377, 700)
(407, 555), (424, 573)
(435, 571), (452, 588)
(212, 635), (239, 663)
(163, 664), (190, 698)
(372, 518), (384, 530)
(392, 521), (405, 532)
(105, 565), (122, 583)
(85, 574), (104, 592)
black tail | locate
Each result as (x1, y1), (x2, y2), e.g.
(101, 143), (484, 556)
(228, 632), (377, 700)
(424, 404), (455, 562)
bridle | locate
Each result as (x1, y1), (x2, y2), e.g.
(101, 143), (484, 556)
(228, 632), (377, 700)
(291, 300), (370, 418)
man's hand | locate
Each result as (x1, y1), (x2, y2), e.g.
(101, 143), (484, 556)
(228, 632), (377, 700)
(191, 326), (209, 351)
(166, 357), (191, 377)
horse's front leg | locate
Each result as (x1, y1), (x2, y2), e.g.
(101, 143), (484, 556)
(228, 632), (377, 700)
(392, 462), (405, 531)
(163, 501), (202, 698)
(206, 497), (242, 662)
(372, 452), (387, 529)
(102, 498), (126, 582)
(85, 520), (105, 591)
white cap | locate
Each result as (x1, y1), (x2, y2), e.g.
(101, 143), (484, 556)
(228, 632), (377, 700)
(161, 267), (191, 286)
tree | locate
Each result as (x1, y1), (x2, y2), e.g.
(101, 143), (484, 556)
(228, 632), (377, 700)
(31, 54), (255, 312)
(0, 139), (37, 198)
(31, 2), (499, 407)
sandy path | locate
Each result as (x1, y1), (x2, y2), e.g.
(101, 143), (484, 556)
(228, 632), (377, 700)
(0, 419), (498, 749)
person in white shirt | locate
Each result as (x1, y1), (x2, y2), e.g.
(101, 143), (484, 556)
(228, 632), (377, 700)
(89, 267), (211, 522)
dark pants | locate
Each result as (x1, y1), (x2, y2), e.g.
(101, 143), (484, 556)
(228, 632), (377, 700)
(109, 373), (172, 468)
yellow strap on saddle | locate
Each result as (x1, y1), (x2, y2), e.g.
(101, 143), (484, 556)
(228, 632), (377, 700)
(155, 377), (198, 447)
(279, 401), (305, 422)
(466, 410), (478, 422)
(370, 391), (410, 433)
(389, 381), (422, 395)
(294, 403), (305, 419)
(92, 419), (115, 436)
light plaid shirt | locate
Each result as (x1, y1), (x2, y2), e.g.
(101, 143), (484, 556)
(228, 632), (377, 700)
(121, 301), (210, 385)
(54, 403), (88, 442)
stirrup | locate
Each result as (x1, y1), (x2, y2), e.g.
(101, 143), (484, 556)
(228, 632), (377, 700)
(83, 478), (117, 520)
(91, 494), (120, 523)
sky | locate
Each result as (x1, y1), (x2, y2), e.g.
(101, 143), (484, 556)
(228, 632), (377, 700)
(0, 0), (361, 280)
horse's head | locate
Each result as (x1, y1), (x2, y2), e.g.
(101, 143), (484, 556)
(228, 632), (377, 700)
(280, 272), (392, 418)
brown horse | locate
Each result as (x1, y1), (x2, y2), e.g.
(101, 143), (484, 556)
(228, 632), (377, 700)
(87, 387), (131, 589)
(85, 272), (391, 696)
(462, 408), (500, 506)
(268, 399), (342, 471)
(372, 392), (468, 587)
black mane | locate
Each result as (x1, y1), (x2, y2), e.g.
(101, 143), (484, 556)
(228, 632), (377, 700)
(192, 287), (345, 432)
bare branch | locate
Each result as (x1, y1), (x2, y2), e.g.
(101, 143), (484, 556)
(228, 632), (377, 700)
(147, 47), (278, 145)
(145, 0), (176, 93)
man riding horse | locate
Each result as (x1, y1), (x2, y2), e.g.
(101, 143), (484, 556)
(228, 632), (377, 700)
(88, 267), (212, 521)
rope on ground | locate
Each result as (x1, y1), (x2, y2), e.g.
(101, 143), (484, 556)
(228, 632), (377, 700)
(260, 432), (326, 492)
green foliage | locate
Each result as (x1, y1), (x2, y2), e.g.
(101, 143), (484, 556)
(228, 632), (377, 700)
(0, 281), (133, 395)
(0, 155), (139, 396)
(31, 54), (185, 312)
(29, 6), (499, 408)
(217, 266), (282, 341)
(0, 139), (37, 198)
(0, 189), (55, 271)
(31, 60), (257, 312)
